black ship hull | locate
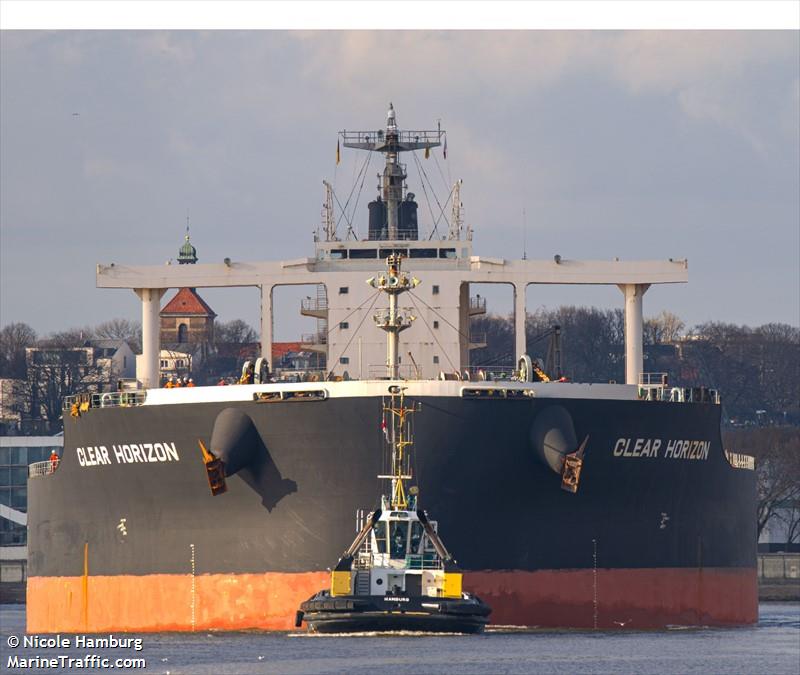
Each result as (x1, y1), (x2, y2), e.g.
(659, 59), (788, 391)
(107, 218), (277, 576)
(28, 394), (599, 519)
(27, 387), (758, 631)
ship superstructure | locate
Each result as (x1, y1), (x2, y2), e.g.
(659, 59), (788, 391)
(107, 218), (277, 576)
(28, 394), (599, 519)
(26, 106), (757, 634)
(96, 104), (686, 386)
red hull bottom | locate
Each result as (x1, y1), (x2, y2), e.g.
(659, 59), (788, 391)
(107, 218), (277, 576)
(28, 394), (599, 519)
(26, 567), (757, 633)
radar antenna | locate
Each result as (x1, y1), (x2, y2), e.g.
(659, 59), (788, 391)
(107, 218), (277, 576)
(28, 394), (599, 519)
(341, 104), (443, 240)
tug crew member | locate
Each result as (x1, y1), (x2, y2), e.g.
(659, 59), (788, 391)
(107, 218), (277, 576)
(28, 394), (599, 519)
(165, 377), (175, 388)
(187, 379), (195, 387)
(49, 450), (59, 471)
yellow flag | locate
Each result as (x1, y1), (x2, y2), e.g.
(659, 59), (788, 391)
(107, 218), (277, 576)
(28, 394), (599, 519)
(336, 139), (341, 165)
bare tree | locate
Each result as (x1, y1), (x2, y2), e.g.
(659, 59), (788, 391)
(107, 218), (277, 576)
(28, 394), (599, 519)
(723, 427), (800, 541)
(527, 306), (624, 383)
(215, 319), (257, 345)
(25, 328), (104, 432)
(644, 311), (685, 345)
(39, 327), (95, 348)
(776, 502), (800, 547)
(95, 318), (142, 352)
(0, 322), (37, 378)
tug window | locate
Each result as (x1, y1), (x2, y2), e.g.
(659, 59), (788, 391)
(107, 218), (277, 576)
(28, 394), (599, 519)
(410, 521), (424, 554)
(390, 520), (409, 559)
(373, 521), (388, 553)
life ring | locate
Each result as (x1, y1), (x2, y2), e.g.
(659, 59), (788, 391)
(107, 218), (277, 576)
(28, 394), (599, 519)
(100, 393), (112, 408)
(518, 355), (533, 383)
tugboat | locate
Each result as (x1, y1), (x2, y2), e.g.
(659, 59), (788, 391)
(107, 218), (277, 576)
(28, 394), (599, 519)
(295, 256), (492, 634)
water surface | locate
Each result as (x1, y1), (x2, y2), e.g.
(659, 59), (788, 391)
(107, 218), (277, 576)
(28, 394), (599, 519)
(2, 603), (798, 674)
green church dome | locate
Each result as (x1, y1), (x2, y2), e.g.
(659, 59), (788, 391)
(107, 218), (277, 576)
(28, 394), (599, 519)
(178, 228), (197, 264)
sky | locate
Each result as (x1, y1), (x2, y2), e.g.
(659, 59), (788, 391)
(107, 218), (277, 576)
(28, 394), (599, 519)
(1, 29), (798, 341)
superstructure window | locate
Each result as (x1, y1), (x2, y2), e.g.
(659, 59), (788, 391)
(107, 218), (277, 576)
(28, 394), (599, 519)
(373, 521), (388, 553)
(330, 250), (347, 259)
(380, 248), (408, 258)
(349, 249), (378, 259)
(432, 285), (440, 295)
(390, 520), (409, 559)
(433, 321), (439, 329)
(339, 321), (349, 329)
(339, 287), (349, 294)
(410, 248), (437, 259)
(433, 355), (440, 364)
(439, 248), (457, 259)
(410, 521), (424, 554)
(339, 357), (350, 364)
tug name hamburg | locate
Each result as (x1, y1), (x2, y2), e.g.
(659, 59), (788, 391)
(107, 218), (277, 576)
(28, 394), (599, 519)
(76, 442), (179, 467)
(613, 438), (710, 461)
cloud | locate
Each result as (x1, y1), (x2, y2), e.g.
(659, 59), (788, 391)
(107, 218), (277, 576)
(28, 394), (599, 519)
(1, 30), (797, 333)
(290, 31), (798, 153)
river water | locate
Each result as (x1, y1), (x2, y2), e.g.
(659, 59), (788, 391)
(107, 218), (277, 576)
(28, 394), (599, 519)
(2, 603), (798, 674)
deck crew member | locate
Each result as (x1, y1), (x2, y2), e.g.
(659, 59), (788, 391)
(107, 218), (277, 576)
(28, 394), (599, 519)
(49, 450), (59, 471)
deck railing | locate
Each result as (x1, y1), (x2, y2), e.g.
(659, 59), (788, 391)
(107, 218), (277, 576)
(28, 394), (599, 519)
(725, 450), (756, 470)
(29, 459), (59, 478)
(759, 553), (800, 581)
(63, 391), (147, 411)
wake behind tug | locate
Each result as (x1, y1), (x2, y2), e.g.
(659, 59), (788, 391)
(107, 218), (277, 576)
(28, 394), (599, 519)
(296, 257), (491, 634)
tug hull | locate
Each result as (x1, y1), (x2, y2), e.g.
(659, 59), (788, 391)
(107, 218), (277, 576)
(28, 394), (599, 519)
(298, 592), (491, 634)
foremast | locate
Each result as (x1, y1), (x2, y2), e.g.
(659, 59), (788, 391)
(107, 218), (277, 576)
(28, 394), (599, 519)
(380, 386), (418, 510)
(367, 254), (419, 379)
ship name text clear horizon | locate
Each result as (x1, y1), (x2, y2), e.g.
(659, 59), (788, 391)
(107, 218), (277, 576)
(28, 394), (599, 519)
(613, 438), (711, 461)
(75, 443), (180, 467)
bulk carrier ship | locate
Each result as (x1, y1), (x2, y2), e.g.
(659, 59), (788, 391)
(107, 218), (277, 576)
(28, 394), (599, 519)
(27, 105), (757, 633)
